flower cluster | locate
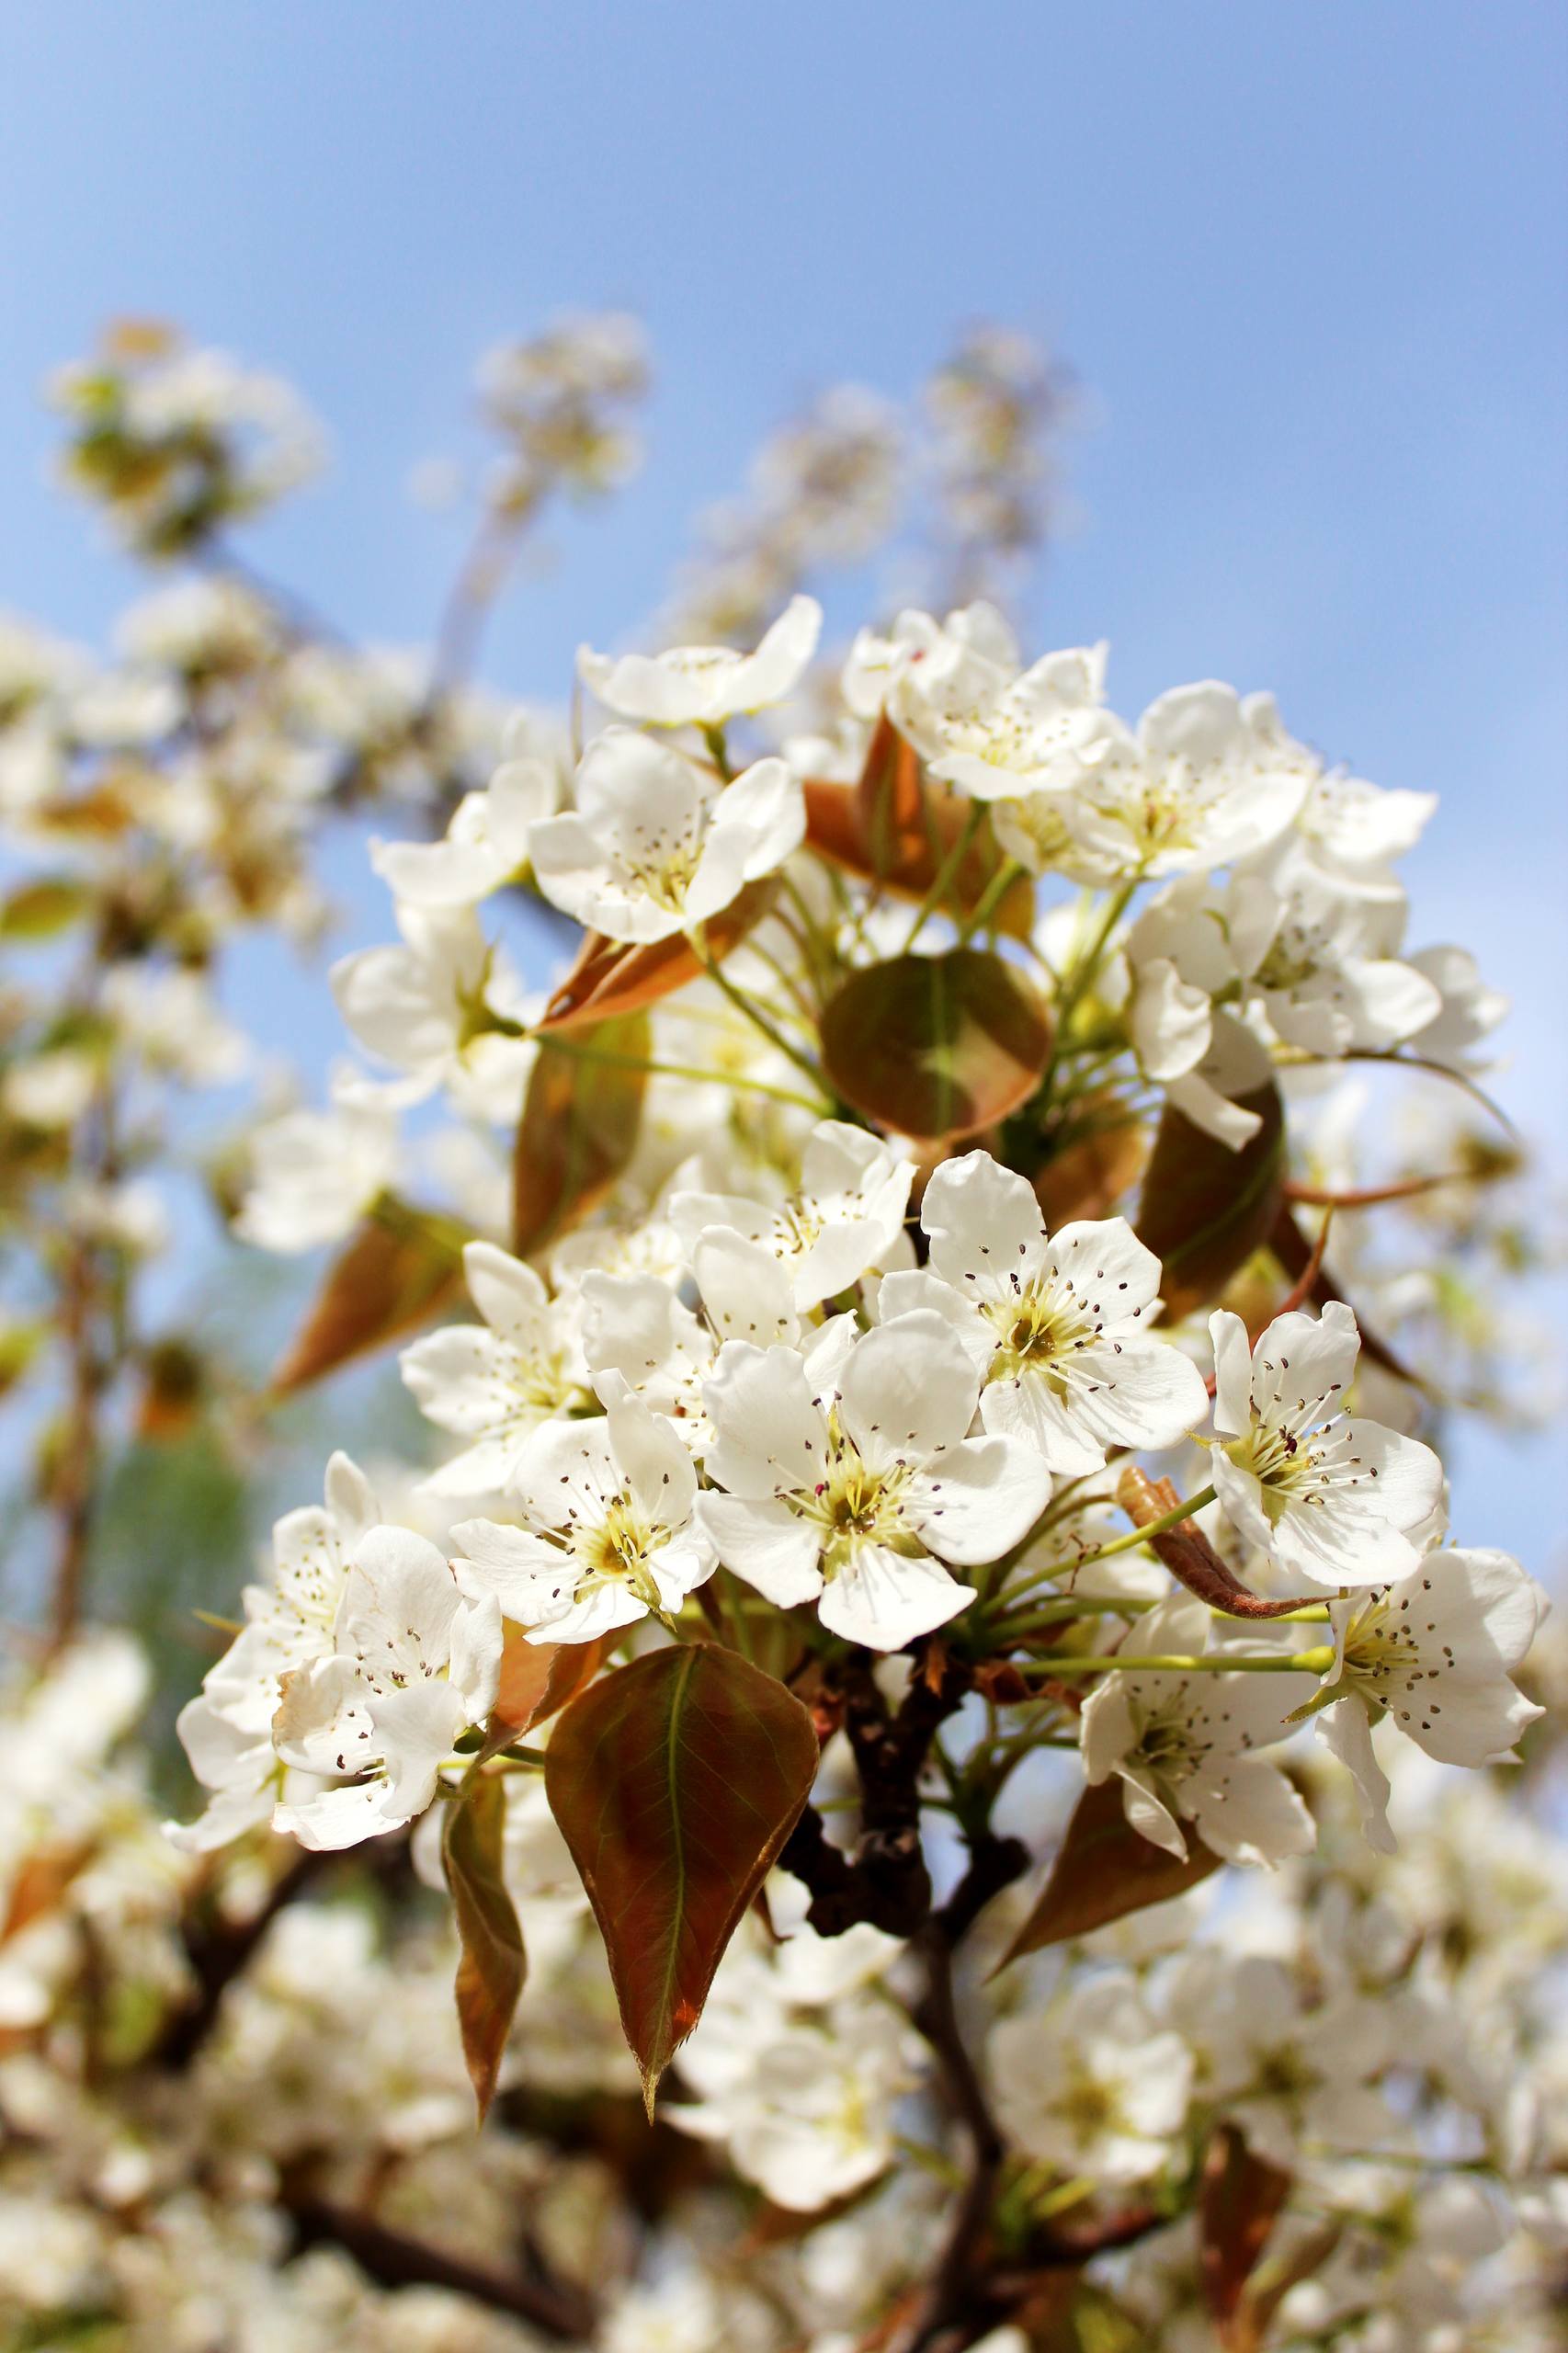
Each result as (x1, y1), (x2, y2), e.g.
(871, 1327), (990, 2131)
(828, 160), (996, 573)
(2, 313), (1559, 2353)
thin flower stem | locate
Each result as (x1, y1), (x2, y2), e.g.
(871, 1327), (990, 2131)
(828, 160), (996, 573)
(900, 801), (985, 953)
(1020, 1645), (1335, 1677)
(1059, 1484), (1216, 1570)
(700, 723), (733, 779)
(534, 1028), (827, 1116)
(956, 855), (1025, 943)
(687, 927), (837, 1099)
(1035, 875), (1140, 1108)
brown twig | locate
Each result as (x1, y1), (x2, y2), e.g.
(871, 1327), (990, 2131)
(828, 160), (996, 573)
(779, 1646), (973, 1938)
(155, 1847), (329, 2069)
(1113, 1468), (1320, 1620)
(282, 2185), (595, 2340)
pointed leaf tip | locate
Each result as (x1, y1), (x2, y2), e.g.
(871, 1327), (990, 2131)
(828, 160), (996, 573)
(544, 1643), (820, 2109)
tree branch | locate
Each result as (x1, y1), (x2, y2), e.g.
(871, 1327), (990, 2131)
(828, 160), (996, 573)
(282, 2186), (595, 2341)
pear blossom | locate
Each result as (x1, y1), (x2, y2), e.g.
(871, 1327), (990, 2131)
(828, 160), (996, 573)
(330, 901), (533, 1111)
(576, 593), (821, 726)
(1162, 1952), (1390, 2167)
(369, 755), (554, 907)
(1314, 1547), (1546, 1852)
(528, 729), (804, 944)
(1080, 1592), (1317, 1866)
(451, 1388), (716, 1643)
(1064, 683), (1314, 878)
(842, 599), (1018, 720)
(1294, 767), (1437, 882)
(167, 1453), (385, 1852)
(1126, 859), (1442, 1078)
(890, 632), (1108, 801)
(671, 1119), (915, 1309)
(400, 1241), (591, 1498)
(673, 1999), (916, 2209)
(990, 1975), (1193, 2182)
(577, 1233), (811, 1451)
(1210, 1301), (1445, 1587)
(697, 1311), (1050, 1649)
(271, 1526), (501, 1849)
(1402, 943), (1509, 1070)
(882, 1149), (1209, 1472)
(234, 1091), (399, 1252)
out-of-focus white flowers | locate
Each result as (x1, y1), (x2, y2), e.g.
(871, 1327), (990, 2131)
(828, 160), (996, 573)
(577, 594), (821, 728)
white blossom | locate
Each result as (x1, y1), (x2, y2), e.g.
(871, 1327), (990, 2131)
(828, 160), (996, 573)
(698, 1310), (1050, 1649)
(990, 1975), (1193, 2181)
(577, 594), (821, 726)
(400, 1241), (590, 1498)
(1210, 1302), (1445, 1587)
(1080, 1591), (1317, 1866)
(234, 1092), (399, 1252)
(891, 631), (1108, 801)
(167, 1454), (385, 1852)
(528, 729), (804, 943)
(882, 1149), (1209, 1472)
(330, 902), (533, 1112)
(672, 1119), (915, 1309)
(1315, 1547), (1546, 1851)
(452, 1387), (716, 1643)
(369, 756), (554, 907)
(271, 1527), (500, 1849)
(1064, 682), (1314, 878)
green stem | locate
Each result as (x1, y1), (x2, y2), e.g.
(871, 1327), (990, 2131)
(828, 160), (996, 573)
(1035, 875), (1140, 1108)
(700, 722), (733, 780)
(534, 1029), (827, 1116)
(1022, 1645), (1335, 1678)
(900, 801), (985, 952)
(956, 856), (1025, 944)
(687, 926), (836, 1100)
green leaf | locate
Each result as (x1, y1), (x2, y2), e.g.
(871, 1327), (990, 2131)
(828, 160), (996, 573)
(268, 1199), (467, 1394)
(544, 1643), (820, 2112)
(513, 1012), (649, 1255)
(0, 876), (93, 941)
(820, 948), (1051, 1140)
(441, 1772), (527, 2122)
(995, 1777), (1221, 1968)
(1136, 1081), (1284, 1320)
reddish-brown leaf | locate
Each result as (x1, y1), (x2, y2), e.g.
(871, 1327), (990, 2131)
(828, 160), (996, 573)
(1200, 2122), (1293, 2336)
(1136, 1081), (1285, 1320)
(996, 1777), (1222, 1969)
(801, 716), (1034, 938)
(441, 1771), (527, 2121)
(821, 949), (1051, 1141)
(479, 1627), (605, 1764)
(537, 881), (777, 1032)
(1031, 1104), (1148, 1226)
(269, 1203), (467, 1395)
(512, 1012), (649, 1256)
(544, 1643), (820, 2112)
(1229, 2220), (1345, 2353)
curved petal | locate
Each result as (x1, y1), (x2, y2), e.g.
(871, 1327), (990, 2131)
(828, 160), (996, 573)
(907, 1434), (1050, 1565)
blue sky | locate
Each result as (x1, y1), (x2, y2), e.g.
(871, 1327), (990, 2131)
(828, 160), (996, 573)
(1, 1), (1563, 1551)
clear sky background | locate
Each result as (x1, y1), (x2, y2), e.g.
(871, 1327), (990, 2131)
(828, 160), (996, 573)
(1, 1), (1563, 1556)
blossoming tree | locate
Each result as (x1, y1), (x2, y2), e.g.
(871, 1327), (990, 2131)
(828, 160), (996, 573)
(0, 315), (1562, 2353)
